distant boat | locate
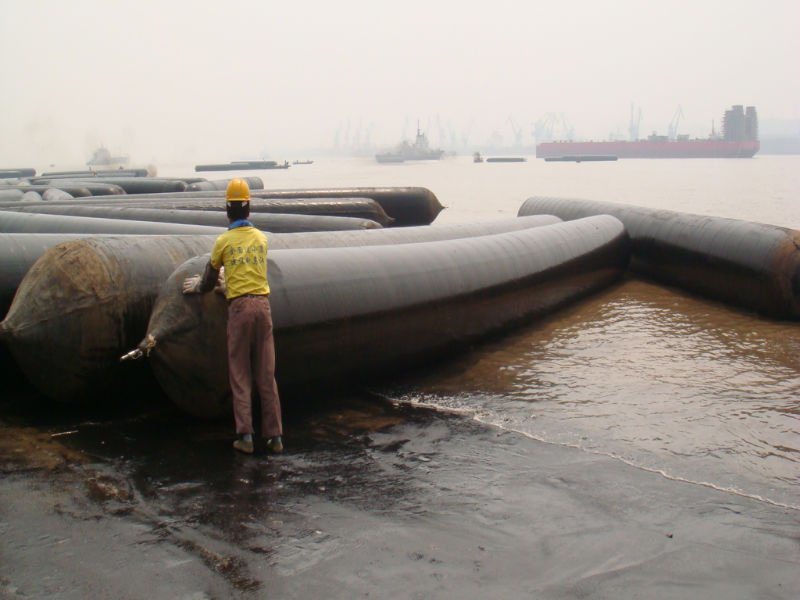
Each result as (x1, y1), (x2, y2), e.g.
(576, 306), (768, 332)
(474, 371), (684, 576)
(375, 124), (444, 163)
(195, 160), (290, 172)
(473, 152), (484, 163)
(292, 160), (314, 165)
(86, 146), (129, 167)
(486, 157), (526, 163)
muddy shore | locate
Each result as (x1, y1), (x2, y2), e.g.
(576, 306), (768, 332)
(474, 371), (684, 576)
(1, 384), (797, 599)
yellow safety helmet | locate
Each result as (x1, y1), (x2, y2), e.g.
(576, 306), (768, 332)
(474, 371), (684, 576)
(226, 178), (250, 202)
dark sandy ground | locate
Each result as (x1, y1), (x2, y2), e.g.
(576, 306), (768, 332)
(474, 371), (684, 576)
(1, 384), (798, 599)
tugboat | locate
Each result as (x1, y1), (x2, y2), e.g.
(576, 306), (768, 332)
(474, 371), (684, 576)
(375, 123), (444, 163)
(86, 146), (129, 168)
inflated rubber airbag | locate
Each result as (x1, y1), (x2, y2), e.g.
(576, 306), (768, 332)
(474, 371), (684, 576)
(518, 196), (800, 319)
(145, 216), (628, 417)
(0, 216), (564, 402)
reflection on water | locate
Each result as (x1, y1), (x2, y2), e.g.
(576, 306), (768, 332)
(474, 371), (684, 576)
(386, 277), (800, 509)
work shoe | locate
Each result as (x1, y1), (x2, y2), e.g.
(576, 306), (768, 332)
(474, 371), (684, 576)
(265, 436), (283, 454)
(233, 438), (254, 454)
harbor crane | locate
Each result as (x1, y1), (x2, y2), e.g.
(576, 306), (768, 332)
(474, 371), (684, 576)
(460, 118), (474, 150)
(629, 104), (642, 141)
(533, 113), (573, 142)
(507, 116), (524, 148)
(668, 106), (684, 140)
(364, 122), (374, 151)
(447, 121), (458, 151)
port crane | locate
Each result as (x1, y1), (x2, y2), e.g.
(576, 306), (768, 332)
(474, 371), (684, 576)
(533, 113), (574, 142)
(446, 121), (458, 151)
(460, 118), (474, 150)
(629, 104), (642, 141)
(668, 106), (684, 140)
(364, 122), (374, 151)
(507, 116), (524, 148)
(534, 114), (556, 142)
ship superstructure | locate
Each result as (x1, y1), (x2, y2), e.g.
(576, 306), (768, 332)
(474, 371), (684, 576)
(86, 146), (129, 167)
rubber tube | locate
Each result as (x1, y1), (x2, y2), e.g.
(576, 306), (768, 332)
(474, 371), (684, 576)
(20, 191), (42, 203)
(0, 190), (24, 201)
(5, 196), (396, 227)
(265, 214), (562, 248)
(171, 178), (209, 184)
(143, 216), (628, 417)
(251, 188), (443, 226)
(0, 230), (240, 319)
(0, 186), (443, 226)
(146, 198), (394, 226)
(29, 181), (128, 195)
(40, 169), (150, 177)
(144, 187), (444, 226)
(0, 211), (224, 235)
(134, 214), (565, 355)
(0, 236), (219, 401)
(5, 205), (382, 232)
(9, 184), (92, 197)
(0, 233), (114, 318)
(0, 232), (99, 381)
(185, 182), (226, 192)
(0, 216), (552, 324)
(0, 216), (562, 402)
(42, 189), (75, 202)
(0, 168), (36, 177)
(518, 196), (800, 319)
(29, 178), (180, 194)
(0, 215), (559, 318)
(186, 177), (264, 192)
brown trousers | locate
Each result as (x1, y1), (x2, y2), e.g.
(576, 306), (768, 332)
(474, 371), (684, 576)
(227, 295), (282, 438)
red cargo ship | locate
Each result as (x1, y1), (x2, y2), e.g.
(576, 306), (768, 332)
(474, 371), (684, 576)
(537, 105), (760, 159)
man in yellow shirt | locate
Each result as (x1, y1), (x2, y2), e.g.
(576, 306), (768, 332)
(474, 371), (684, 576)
(182, 178), (283, 455)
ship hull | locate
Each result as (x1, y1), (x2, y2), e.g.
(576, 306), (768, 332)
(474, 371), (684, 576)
(536, 140), (760, 159)
(375, 151), (443, 163)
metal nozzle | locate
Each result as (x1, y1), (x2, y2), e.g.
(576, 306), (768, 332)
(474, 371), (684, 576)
(119, 334), (157, 362)
(120, 348), (143, 362)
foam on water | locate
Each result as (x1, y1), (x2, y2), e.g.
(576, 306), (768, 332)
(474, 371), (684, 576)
(383, 390), (800, 512)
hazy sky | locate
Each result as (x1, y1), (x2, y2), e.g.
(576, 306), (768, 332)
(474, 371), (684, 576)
(1, 0), (798, 164)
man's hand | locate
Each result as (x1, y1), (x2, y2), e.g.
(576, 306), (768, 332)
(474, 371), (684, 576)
(182, 275), (202, 295)
(214, 267), (227, 295)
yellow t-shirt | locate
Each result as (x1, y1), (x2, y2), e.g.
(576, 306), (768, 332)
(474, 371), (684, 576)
(210, 225), (270, 300)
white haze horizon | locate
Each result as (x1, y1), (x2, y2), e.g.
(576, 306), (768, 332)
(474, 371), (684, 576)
(1, 0), (798, 167)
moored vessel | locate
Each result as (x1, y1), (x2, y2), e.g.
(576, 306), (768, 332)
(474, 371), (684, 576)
(536, 105), (760, 159)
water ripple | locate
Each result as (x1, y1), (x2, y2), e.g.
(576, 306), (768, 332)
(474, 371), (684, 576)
(386, 279), (800, 509)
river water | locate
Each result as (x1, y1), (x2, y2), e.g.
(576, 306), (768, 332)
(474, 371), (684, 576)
(168, 154), (800, 510)
(2, 154), (799, 598)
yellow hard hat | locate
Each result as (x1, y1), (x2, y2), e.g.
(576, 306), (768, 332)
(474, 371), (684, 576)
(226, 178), (250, 202)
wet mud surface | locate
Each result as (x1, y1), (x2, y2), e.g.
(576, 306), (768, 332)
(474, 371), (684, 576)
(1, 384), (798, 599)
